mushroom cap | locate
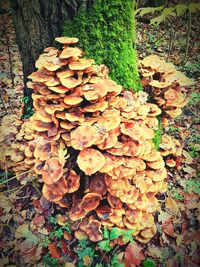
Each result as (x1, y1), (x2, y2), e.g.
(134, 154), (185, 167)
(81, 192), (102, 212)
(44, 176), (68, 196)
(60, 77), (82, 88)
(89, 174), (107, 196)
(95, 205), (112, 219)
(77, 148), (106, 175)
(69, 59), (92, 70)
(86, 219), (103, 242)
(146, 158), (165, 169)
(141, 55), (164, 69)
(82, 82), (108, 101)
(149, 80), (172, 88)
(70, 125), (99, 150)
(59, 47), (83, 59)
(55, 36), (79, 44)
(48, 85), (70, 94)
(146, 168), (167, 182)
(56, 69), (75, 79)
(42, 184), (63, 202)
(67, 170), (80, 193)
(63, 95), (83, 105)
(107, 194), (123, 209)
(41, 157), (64, 185)
(34, 143), (51, 161)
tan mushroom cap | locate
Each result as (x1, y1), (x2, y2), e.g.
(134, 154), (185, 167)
(48, 85), (70, 94)
(89, 174), (107, 196)
(56, 69), (75, 79)
(60, 77), (82, 88)
(70, 125), (99, 150)
(45, 176), (68, 196)
(34, 109), (52, 123)
(64, 95), (83, 105)
(55, 36), (79, 44)
(165, 107), (182, 118)
(67, 170), (80, 193)
(86, 219), (103, 242)
(164, 71), (194, 86)
(77, 148), (106, 175)
(42, 184), (63, 202)
(82, 82), (108, 101)
(81, 192), (102, 212)
(146, 158), (165, 169)
(107, 194), (122, 209)
(34, 143), (51, 161)
(41, 157), (64, 185)
(166, 158), (176, 167)
(83, 101), (108, 112)
(141, 54), (164, 68)
(69, 59), (92, 71)
(59, 47), (83, 59)
(149, 80), (172, 88)
(35, 55), (61, 71)
(96, 113), (121, 131)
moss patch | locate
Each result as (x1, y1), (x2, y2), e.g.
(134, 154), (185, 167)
(152, 116), (162, 150)
(63, 0), (142, 91)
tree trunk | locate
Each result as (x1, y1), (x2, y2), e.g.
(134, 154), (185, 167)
(11, 0), (141, 116)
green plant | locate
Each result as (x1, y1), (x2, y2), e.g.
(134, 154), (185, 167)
(168, 126), (180, 135)
(152, 116), (162, 150)
(41, 236), (51, 248)
(168, 182), (184, 201)
(188, 92), (200, 107)
(183, 179), (200, 196)
(22, 96), (34, 119)
(143, 258), (156, 267)
(136, 3), (200, 26)
(43, 253), (63, 267)
(187, 146), (199, 158)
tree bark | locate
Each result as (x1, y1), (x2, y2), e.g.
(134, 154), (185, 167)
(11, 0), (141, 116)
(10, 0), (78, 115)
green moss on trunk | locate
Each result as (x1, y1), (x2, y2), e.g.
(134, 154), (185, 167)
(63, 0), (142, 91)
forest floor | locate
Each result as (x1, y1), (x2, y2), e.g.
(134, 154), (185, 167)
(0, 2), (199, 267)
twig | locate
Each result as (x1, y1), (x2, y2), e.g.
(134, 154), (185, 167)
(0, 170), (32, 186)
(0, 91), (8, 114)
(167, 27), (175, 61)
(0, 8), (15, 87)
(183, 10), (192, 65)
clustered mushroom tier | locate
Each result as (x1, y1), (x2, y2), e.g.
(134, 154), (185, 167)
(140, 55), (193, 118)
(0, 37), (168, 243)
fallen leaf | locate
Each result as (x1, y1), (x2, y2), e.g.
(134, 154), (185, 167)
(165, 196), (180, 215)
(124, 242), (144, 266)
(162, 221), (174, 237)
(65, 263), (75, 267)
(182, 150), (193, 164)
(176, 235), (183, 247)
(158, 210), (172, 223)
(147, 245), (162, 259)
(48, 242), (61, 258)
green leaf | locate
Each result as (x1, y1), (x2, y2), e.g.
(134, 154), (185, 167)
(188, 3), (200, 13)
(135, 6), (164, 16)
(49, 216), (57, 225)
(98, 240), (111, 252)
(176, 4), (187, 16)
(121, 230), (134, 243)
(110, 227), (122, 240)
(103, 227), (109, 239)
(150, 7), (175, 26)
(143, 258), (156, 267)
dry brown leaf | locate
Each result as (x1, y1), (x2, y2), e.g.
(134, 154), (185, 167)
(165, 196), (180, 215)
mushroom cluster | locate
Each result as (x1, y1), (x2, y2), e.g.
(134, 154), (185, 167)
(0, 37), (168, 243)
(140, 55), (193, 118)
